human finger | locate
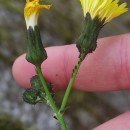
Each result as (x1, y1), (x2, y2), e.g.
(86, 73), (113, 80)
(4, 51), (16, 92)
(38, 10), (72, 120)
(12, 34), (130, 91)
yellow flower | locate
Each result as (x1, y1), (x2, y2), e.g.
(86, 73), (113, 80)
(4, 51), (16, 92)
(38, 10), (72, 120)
(80, 0), (128, 24)
(24, 0), (51, 29)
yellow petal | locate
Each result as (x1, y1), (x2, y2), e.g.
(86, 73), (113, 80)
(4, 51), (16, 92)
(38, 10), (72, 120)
(80, 0), (128, 24)
(24, 0), (51, 29)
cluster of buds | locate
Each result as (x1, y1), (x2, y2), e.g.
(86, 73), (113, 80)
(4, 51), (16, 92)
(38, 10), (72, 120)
(23, 75), (54, 105)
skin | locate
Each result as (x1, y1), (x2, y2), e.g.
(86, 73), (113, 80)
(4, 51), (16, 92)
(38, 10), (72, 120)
(12, 33), (130, 130)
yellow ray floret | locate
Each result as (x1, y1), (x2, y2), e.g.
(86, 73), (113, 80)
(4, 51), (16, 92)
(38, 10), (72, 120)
(80, 0), (128, 24)
(24, 0), (51, 29)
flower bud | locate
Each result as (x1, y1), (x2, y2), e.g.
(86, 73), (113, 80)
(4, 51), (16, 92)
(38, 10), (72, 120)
(26, 26), (47, 66)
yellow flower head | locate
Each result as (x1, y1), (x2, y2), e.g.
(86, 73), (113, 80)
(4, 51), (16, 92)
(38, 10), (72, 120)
(24, 0), (51, 29)
(80, 0), (128, 24)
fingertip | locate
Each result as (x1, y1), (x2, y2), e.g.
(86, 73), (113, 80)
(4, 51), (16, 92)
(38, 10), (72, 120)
(12, 33), (130, 91)
(12, 54), (36, 88)
(12, 45), (78, 90)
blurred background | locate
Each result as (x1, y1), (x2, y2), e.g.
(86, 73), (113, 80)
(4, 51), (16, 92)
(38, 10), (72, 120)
(0, 0), (130, 130)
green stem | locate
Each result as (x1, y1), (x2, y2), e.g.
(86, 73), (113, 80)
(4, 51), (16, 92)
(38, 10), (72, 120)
(60, 53), (84, 112)
(36, 65), (67, 130)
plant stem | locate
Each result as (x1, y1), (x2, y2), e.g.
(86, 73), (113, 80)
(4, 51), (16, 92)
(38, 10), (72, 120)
(36, 65), (67, 130)
(60, 53), (84, 112)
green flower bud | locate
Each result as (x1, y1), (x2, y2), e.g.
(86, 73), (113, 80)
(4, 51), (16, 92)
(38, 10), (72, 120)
(31, 75), (42, 91)
(30, 75), (46, 98)
(23, 88), (39, 105)
(76, 13), (104, 57)
(26, 26), (47, 66)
